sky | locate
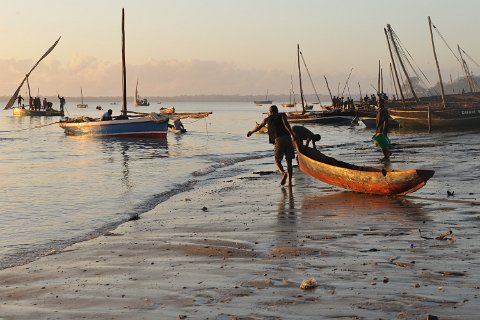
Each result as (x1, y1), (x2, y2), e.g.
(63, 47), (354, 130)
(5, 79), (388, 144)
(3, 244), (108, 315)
(1, 0), (479, 98)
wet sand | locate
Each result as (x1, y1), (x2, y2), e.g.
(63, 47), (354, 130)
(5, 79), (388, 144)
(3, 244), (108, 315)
(1, 167), (479, 319)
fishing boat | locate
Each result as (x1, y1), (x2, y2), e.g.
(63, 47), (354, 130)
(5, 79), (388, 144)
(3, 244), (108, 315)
(297, 146), (434, 195)
(383, 19), (480, 131)
(134, 79), (150, 106)
(254, 90), (272, 105)
(387, 95), (480, 130)
(13, 107), (64, 117)
(4, 37), (64, 117)
(59, 9), (169, 138)
(287, 110), (356, 124)
(77, 87), (88, 108)
(281, 77), (296, 108)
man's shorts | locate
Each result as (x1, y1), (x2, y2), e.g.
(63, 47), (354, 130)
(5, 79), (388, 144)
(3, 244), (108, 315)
(274, 135), (295, 161)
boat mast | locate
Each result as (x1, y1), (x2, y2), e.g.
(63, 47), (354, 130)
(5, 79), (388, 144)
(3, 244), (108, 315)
(384, 27), (405, 105)
(390, 63), (399, 100)
(300, 51), (322, 105)
(377, 61), (381, 95)
(387, 24), (419, 103)
(121, 8), (127, 116)
(428, 16), (446, 108)
(324, 75), (333, 103)
(81, 87), (84, 104)
(26, 76), (32, 108)
(297, 44), (305, 113)
(458, 45), (474, 92)
(341, 68), (353, 98)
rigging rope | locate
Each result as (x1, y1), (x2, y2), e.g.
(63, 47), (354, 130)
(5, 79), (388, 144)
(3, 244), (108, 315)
(0, 121), (60, 133)
(391, 29), (438, 96)
(299, 51), (322, 104)
(461, 48), (480, 68)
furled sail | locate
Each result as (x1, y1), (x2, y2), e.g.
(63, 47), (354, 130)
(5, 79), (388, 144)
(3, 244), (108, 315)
(4, 36), (61, 110)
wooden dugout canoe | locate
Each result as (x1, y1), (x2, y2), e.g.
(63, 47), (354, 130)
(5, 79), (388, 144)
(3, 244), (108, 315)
(297, 147), (434, 195)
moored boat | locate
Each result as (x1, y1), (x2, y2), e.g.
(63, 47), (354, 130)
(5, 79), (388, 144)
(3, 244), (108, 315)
(287, 110), (355, 124)
(387, 99), (480, 130)
(60, 114), (169, 137)
(77, 87), (88, 108)
(4, 37), (62, 114)
(59, 9), (168, 138)
(13, 107), (64, 117)
(297, 146), (434, 195)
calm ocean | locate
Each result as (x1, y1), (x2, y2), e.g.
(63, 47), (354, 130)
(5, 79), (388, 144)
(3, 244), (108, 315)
(0, 101), (479, 269)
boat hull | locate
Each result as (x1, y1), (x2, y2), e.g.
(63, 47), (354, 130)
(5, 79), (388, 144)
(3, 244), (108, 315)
(59, 116), (168, 138)
(360, 117), (399, 129)
(77, 104), (88, 108)
(388, 105), (480, 130)
(254, 100), (272, 105)
(288, 111), (355, 124)
(297, 148), (434, 195)
(13, 107), (64, 117)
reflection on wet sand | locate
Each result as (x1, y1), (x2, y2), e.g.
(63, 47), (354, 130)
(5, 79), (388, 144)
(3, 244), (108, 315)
(301, 191), (427, 223)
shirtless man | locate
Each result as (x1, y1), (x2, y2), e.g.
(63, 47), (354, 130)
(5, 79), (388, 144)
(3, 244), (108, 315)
(292, 125), (321, 149)
(247, 105), (296, 186)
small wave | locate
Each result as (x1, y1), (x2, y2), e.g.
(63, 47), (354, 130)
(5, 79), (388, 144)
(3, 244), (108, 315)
(192, 151), (270, 177)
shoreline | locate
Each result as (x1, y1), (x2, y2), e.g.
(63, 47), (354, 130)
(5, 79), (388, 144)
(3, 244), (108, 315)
(1, 165), (479, 319)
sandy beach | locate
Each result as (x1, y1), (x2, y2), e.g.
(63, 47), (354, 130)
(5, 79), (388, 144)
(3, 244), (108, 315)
(1, 162), (479, 320)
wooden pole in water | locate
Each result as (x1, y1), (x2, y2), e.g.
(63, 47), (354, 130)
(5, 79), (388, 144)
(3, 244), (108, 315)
(387, 24), (418, 103)
(427, 106), (431, 132)
(428, 16), (446, 108)
(324, 75), (333, 104)
(384, 27), (405, 105)
(121, 8), (127, 117)
(297, 44), (305, 114)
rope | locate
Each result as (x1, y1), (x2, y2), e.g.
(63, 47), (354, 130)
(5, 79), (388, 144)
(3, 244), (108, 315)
(0, 120), (61, 133)
(432, 25), (461, 63)
(300, 51), (322, 104)
(391, 29), (438, 96)
(461, 48), (480, 68)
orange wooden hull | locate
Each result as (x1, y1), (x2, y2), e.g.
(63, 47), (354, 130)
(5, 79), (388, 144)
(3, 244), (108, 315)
(297, 148), (434, 195)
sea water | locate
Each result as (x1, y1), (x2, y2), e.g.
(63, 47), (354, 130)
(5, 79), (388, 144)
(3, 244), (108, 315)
(0, 101), (479, 269)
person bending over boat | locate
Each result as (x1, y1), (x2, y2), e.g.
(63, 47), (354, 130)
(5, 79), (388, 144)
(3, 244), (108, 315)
(102, 109), (113, 121)
(292, 125), (321, 150)
(247, 105), (296, 186)
(374, 98), (392, 160)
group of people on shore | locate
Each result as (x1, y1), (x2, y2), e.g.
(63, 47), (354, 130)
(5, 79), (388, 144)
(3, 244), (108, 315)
(331, 96), (355, 112)
(247, 97), (391, 186)
(16, 94), (65, 112)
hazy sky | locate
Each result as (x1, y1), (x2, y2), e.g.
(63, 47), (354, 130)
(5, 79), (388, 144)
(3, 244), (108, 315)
(1, 0), (479, 97)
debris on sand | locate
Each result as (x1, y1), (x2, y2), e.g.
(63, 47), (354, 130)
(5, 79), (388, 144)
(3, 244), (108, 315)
(300, 278), (317, 290)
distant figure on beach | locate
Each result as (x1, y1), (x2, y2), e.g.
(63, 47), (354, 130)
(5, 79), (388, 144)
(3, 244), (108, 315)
(58, 94), (66, 112)
(42, 98), (48, 109)
(102, 109), (113, 121)
(374, 98), (392, 160)
(17, 95), (24, 107)
(292, 125), (321, 150)
(247, 105), (296, 186)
